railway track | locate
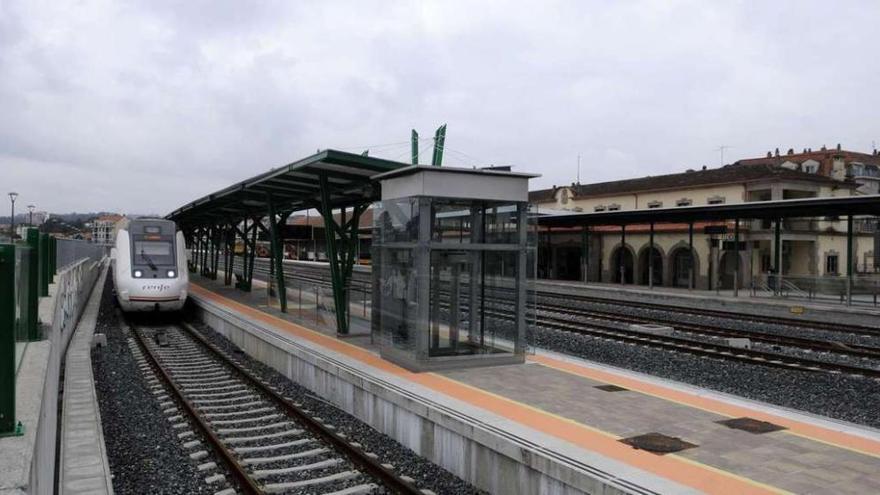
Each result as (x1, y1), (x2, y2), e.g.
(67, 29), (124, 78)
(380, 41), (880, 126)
(478, 308), (880, 379)
(533, 286), (880, 338)
(217, 259), (880, 373)
(130, 319), (423, 495)
(244, 257), (880, 339)
(535, 300), (880, 359)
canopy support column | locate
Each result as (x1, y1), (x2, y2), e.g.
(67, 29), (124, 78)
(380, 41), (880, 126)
(847, 214), (853, 306)
(581, 226), (589, 283)
(619, 225), (626, 284)
(211, 225), (220, 280)
(317, 174), (366, 335)
(734, 218), (740, 297)
(649, 222), (655, 289)
(223, 224), (233, 286)
(774, 219), (782, 295)
(688, 222), (694, 290)
(266, 194), (290, 313)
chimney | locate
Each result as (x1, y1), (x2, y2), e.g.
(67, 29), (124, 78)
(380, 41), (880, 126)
(766, 151), (772, 158)
(775, 147), (780, 157)
(837, 143), (842, 151)
(787, 148), (794, 155)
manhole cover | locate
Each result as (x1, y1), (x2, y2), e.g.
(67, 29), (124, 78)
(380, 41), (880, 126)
(717, 417), (786, 434)
(595, 384), (628, 392)
(620, 433), (697, 454)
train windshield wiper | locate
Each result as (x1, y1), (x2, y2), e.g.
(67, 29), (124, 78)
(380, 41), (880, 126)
(141, 249), (157, 270)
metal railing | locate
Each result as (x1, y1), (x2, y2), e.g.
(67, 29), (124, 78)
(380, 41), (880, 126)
(56, 239), (107, 270)
(755, 272), (880, 306)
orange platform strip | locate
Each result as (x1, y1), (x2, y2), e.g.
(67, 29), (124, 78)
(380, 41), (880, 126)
(191, 283), (880, 494)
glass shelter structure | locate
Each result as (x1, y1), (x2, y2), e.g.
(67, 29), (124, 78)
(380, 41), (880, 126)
(371, 166), (538, 371)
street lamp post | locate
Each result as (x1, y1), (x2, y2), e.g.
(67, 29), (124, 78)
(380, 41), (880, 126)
(8, 192), (18, 240)
(27, 205), (35, 226)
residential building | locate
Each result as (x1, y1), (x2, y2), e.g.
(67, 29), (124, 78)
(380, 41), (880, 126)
(92, 214), (125, 245)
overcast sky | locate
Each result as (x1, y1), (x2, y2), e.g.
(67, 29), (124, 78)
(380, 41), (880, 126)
(2, 0), (878, 215)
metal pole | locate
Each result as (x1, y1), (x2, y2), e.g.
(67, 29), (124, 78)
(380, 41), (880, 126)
(8, 193), (16, 241)
(39, 233), (49, 296)
(49, 236), (56, 280)
(26, 229), (40, 340)
(0, 243), (19, 435)
(733, 218), (740, 298)
(649, 222), (655, 289)
(847, 214), (853, 306)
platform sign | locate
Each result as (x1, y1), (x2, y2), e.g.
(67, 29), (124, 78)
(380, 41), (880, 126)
(789, 306), (805, 315)
(281, 225), (314, 240)
(704, 225), (728, 235)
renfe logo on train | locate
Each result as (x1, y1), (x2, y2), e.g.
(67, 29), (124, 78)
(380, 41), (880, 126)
(141, 284), (172, 291)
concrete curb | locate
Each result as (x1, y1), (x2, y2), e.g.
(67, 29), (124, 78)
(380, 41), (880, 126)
(58, 264), (113, 495)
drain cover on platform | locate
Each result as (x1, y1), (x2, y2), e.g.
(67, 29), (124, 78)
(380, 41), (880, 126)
(595, 384), (628, 392)
(717, 417), (787, 434)
(620, 433), (697, 454)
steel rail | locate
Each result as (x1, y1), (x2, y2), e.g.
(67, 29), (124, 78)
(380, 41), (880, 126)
(130, 321), (262, 495)
(480, 308), (880, 379)
(177, 321), (424, 495)
(536, 300), (880, 359)
(533, 288), (880, 338)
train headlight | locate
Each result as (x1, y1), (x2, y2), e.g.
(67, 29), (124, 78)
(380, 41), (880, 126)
(133, 270), (143, 278)
(167, 269), (176, 278)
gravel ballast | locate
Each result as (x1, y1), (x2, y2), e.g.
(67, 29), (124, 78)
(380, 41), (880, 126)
(91, 276), (218, 495)
(187, 317), (484, 495)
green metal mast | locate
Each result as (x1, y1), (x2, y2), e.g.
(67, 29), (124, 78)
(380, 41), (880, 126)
(411, 129), (419, 165)
(431, 124), (446, 167)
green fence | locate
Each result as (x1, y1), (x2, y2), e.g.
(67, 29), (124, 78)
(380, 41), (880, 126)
(1, 228), (55, 437)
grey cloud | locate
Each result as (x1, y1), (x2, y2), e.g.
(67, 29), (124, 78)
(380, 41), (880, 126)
(1, 0), (878, 214)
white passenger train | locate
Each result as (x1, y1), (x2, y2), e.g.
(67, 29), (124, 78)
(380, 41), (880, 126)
(112, 218), (188, 312)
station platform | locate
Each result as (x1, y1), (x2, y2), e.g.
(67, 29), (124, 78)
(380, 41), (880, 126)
(189, 276), (880, 495)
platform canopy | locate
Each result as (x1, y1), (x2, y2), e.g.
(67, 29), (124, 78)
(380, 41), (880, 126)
(168, 149), (411, 335)
(538, 194), (880, 228)
(168, 149), (409, 228)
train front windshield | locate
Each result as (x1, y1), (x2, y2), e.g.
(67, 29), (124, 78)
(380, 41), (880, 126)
(134, 240), (175, 265)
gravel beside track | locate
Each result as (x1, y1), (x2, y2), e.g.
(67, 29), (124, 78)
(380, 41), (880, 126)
(533, 323), (880, 428)
(187, 317), (484, 495)
(91, 276), (216, 494)
(557, 296), (880, 348)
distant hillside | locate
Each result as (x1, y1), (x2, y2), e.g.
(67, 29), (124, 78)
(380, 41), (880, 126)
(0, 211), (158, 223)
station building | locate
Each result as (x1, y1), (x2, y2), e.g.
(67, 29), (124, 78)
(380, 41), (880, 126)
(533, 147), (880, 292)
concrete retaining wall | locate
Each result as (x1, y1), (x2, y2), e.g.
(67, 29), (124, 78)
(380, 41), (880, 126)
(0, 257), (106, 495)
(192, 294), (647, 495)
